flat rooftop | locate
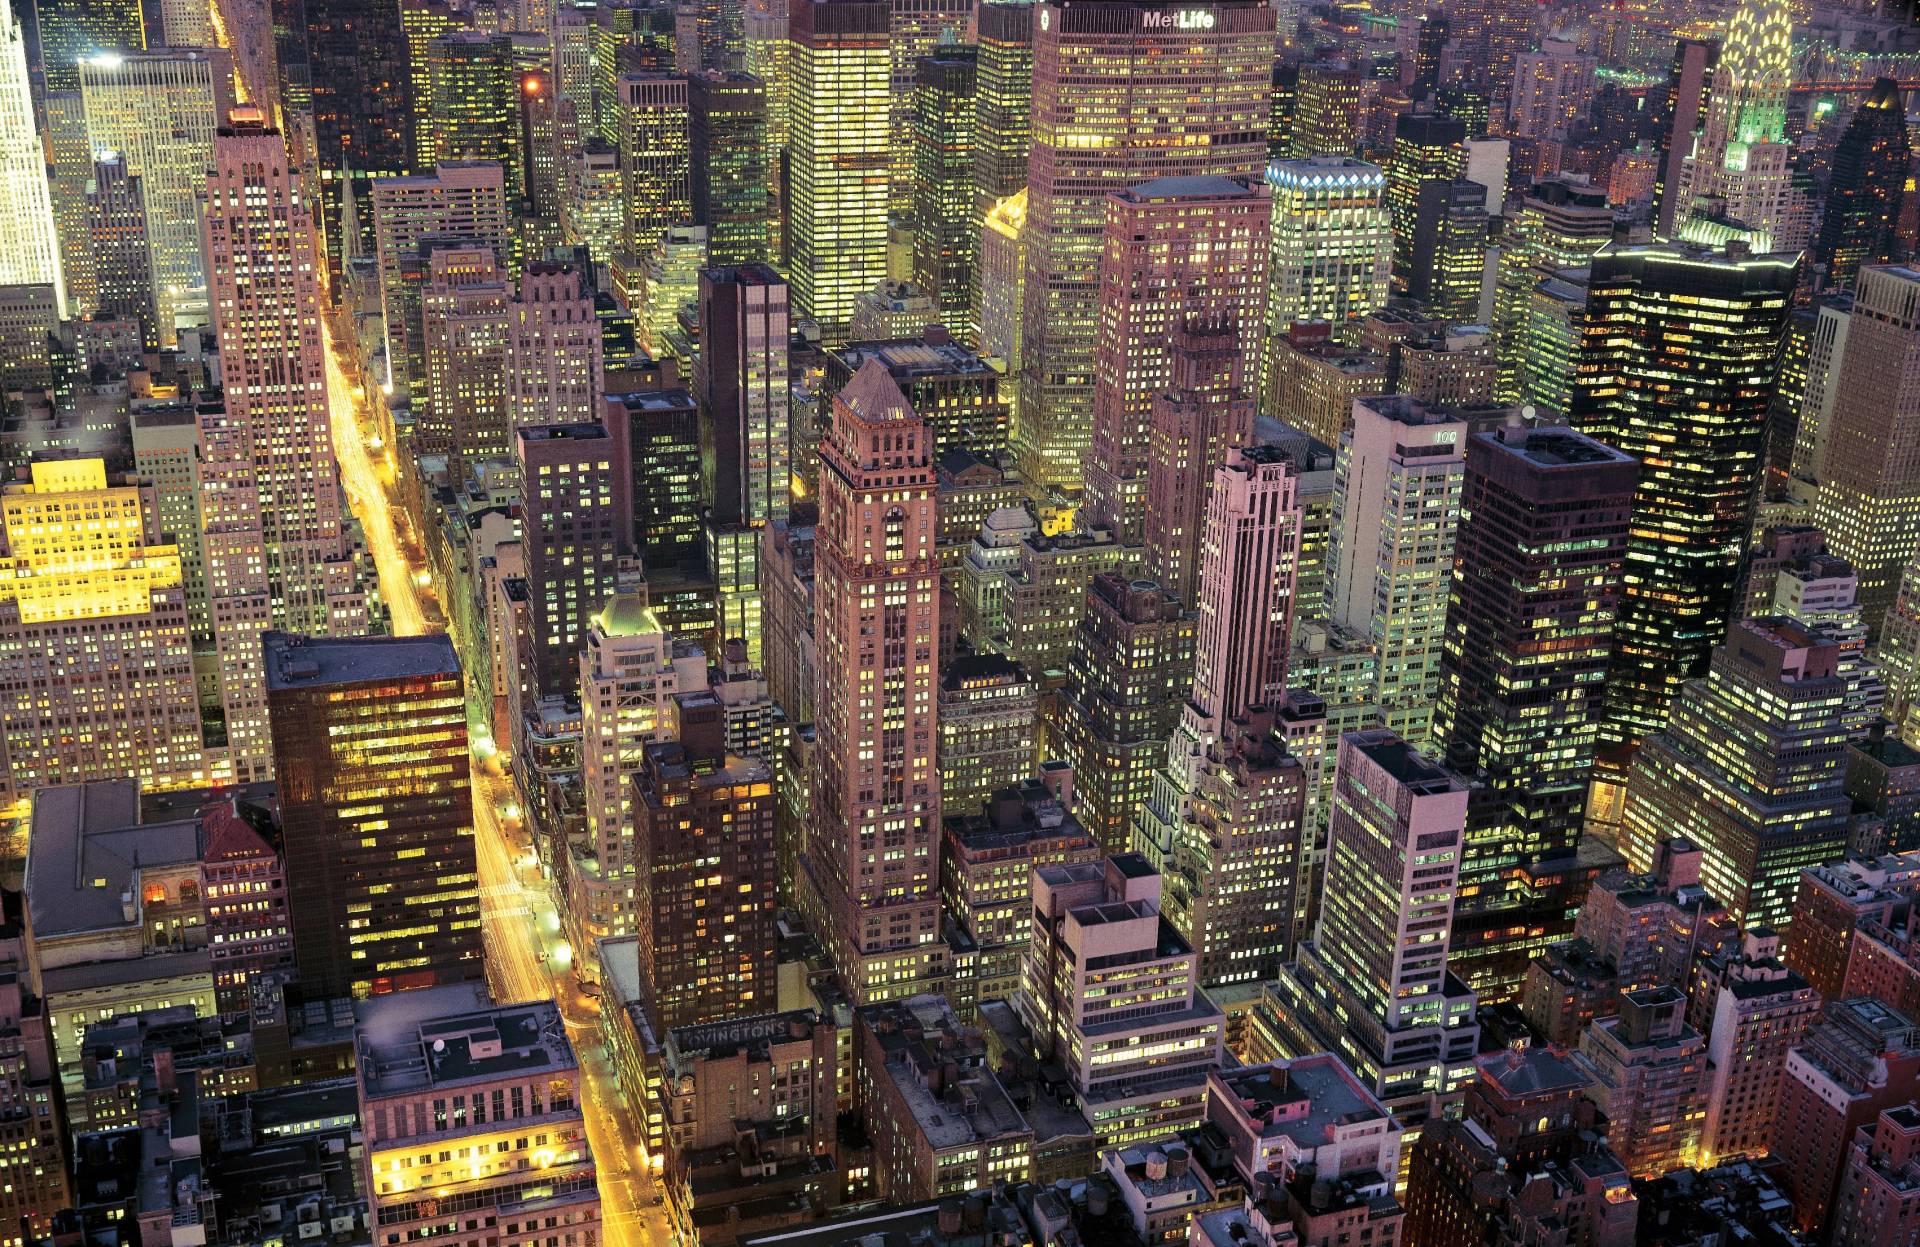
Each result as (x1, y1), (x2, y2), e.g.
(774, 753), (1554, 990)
(1216, 1054), (1392, 1148)
(263, 631), (461, 690)
(356, 984), (576, 1100)
(26, 779), (201, 941)
(1121, 174), (1257, 200)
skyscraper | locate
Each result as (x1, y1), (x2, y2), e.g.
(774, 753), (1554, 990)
(1433, 422), (1638, 996)
(1491, 176), (1614, 405)
(1144, 320), (1259, 609)
(1676, 0), (1806, 250)
(85, 153), (154, 330)
(1384, 113), (1466, 294)
(420, 246), (511, 469)
(688, 70), (772, 266)
(1652, 36), (1716, 242)
(79, 48), (232, 345)
(31, 0), (144, 95)
(0, 4), (61, 305)
(517, 423), (627, 698)
(1328, 395), (1467, 749)
(1815, 79), (1910, 289)
(1814, 265), (1920, 639)
(615, 72), (693, 256)
(799, 360), (945, 1003)
(266, 632), (481, 1000)
(1262, 157), (1392, 358)
(0, 460), (203, 801)
(1407, 179), (1488, 322)
(1047, 573), (1194, 854)
(1265, 729), (1481, 1122)
(1016, 0), (1272, 497)
(205, 110), (364, 640)
(1619, 618), (1853, 932)
(306, 0), (410, 286)
(634, 704), (779, 1027)
(509, 259), (603, 430)
(1571, 241), (1799, 749)
(425, 33), (523, 201)
(970, 1), (1030, 219)
(909, 45), (977, 331)
(1083, 176), (1270, 545)
(787, 0), (889, 337)
(698, 263), (790, 660)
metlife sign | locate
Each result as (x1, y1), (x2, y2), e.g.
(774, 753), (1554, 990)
(1140, 7), (1216, 29)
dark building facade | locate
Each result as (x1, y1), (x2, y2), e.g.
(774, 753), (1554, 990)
(517, 421), (629, 698)
(265, 632), (481, 1000)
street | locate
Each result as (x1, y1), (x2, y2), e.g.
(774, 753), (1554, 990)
(323, 317), (674, 1247)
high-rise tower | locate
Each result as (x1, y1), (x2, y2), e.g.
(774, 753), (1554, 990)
(205, 109), (363, 645)
(1815, 80), (1910, 290)
(1677, 0), (1806, 249)
(800, 359), (945, 1003)
(0, 4), (61, 305)
(1015, 0), (1272, 498)
(1083, 176), (1270, 546)
(787, 0), (889, 337)
(1571, 242), (1799, 750)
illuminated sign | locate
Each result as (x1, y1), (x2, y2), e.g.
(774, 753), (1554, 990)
(1142, 7), (1215, 28)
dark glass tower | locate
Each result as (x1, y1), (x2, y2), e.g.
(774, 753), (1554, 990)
(689, 71), (772, 265)
(1570, 242), (1799, 751)
(1814, 77), (1911, 289)
(307, 0), (410, 286)
(910, 44), (977, 330)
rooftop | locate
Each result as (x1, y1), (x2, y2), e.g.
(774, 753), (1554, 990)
(1215, 1054), (1394, 1149)
(26, 779), (200, 940)
(1119, 174), (1259, 201)
(263, 631), (461, 690)
(356, 985), (576, 1101)
(838, 333), (995, 380)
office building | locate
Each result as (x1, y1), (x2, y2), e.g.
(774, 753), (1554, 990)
(614, 72), (692, 256)
(1771, 997), (1920, 1234)
(371, 163), (514, 409)
(1433, 423), (1637, 995)
(31, 0), (144, 95)
(0, 460), (202, 800)
(1815, 266), (1920, 640)
(1571, 241), (1799, 749)
(85, 154), (153, 330)
(909, 46), (977, 328)
(420, 247), (511, 469)
(564, 142), (624, 269)
(1815, 79), (1911, 290)
(1572, 986), (1709, 1179)
(635, 704), (779, 1028)
(356, 988), (600, 1245)
(1083, 175), (1270, 545)
(787, 0), (889, 336)
(1015, 855), (1224, 1146)
(1047, 574), (1194, 855)
(206, 110), (365, 657)
(609, 388), (704, 572)
(1143, 320), (1259, 608)
(689, 71), (771, 266)
(1016, 0), (1271, 497)
(1263, 324), (1387, 450)
(1384, 113), (1466, 293)
(571, 592), (705, 946)
(517, 423), (627, 699)
(941, 768), (1098, 1006)
(266, 633), (480, 999)
(1491, 176), (1614, 405)
(510, 260), (603, 432)
(856, 994), (1033, 1200)
(1289, 64), (1367, 158)
(1675, 0), (1807, 251)
(1328, 395), (1466, 749)
(798, 361), (946, 1002)
(1620, 619), (1853, 932)
(423, 33), (524, 202)
(1507, 39), (1598, 140)
(970, 2), (1030, 221)
(1786, 853), (1920, 1001)
(1831, 1106), (1920, 1247)
(79, 48), (232, 344)
(937, 654), (1036, 815)
(1695, 936), (1820, 1165)
(306, 0), (410, 284)
(1263, 730), (1480, 1127)
(1406, 179), (1487, 322)
(0, 4), (60, 303)
(1262, 158), (1392, 359)
(828, 329), (1008, 461)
